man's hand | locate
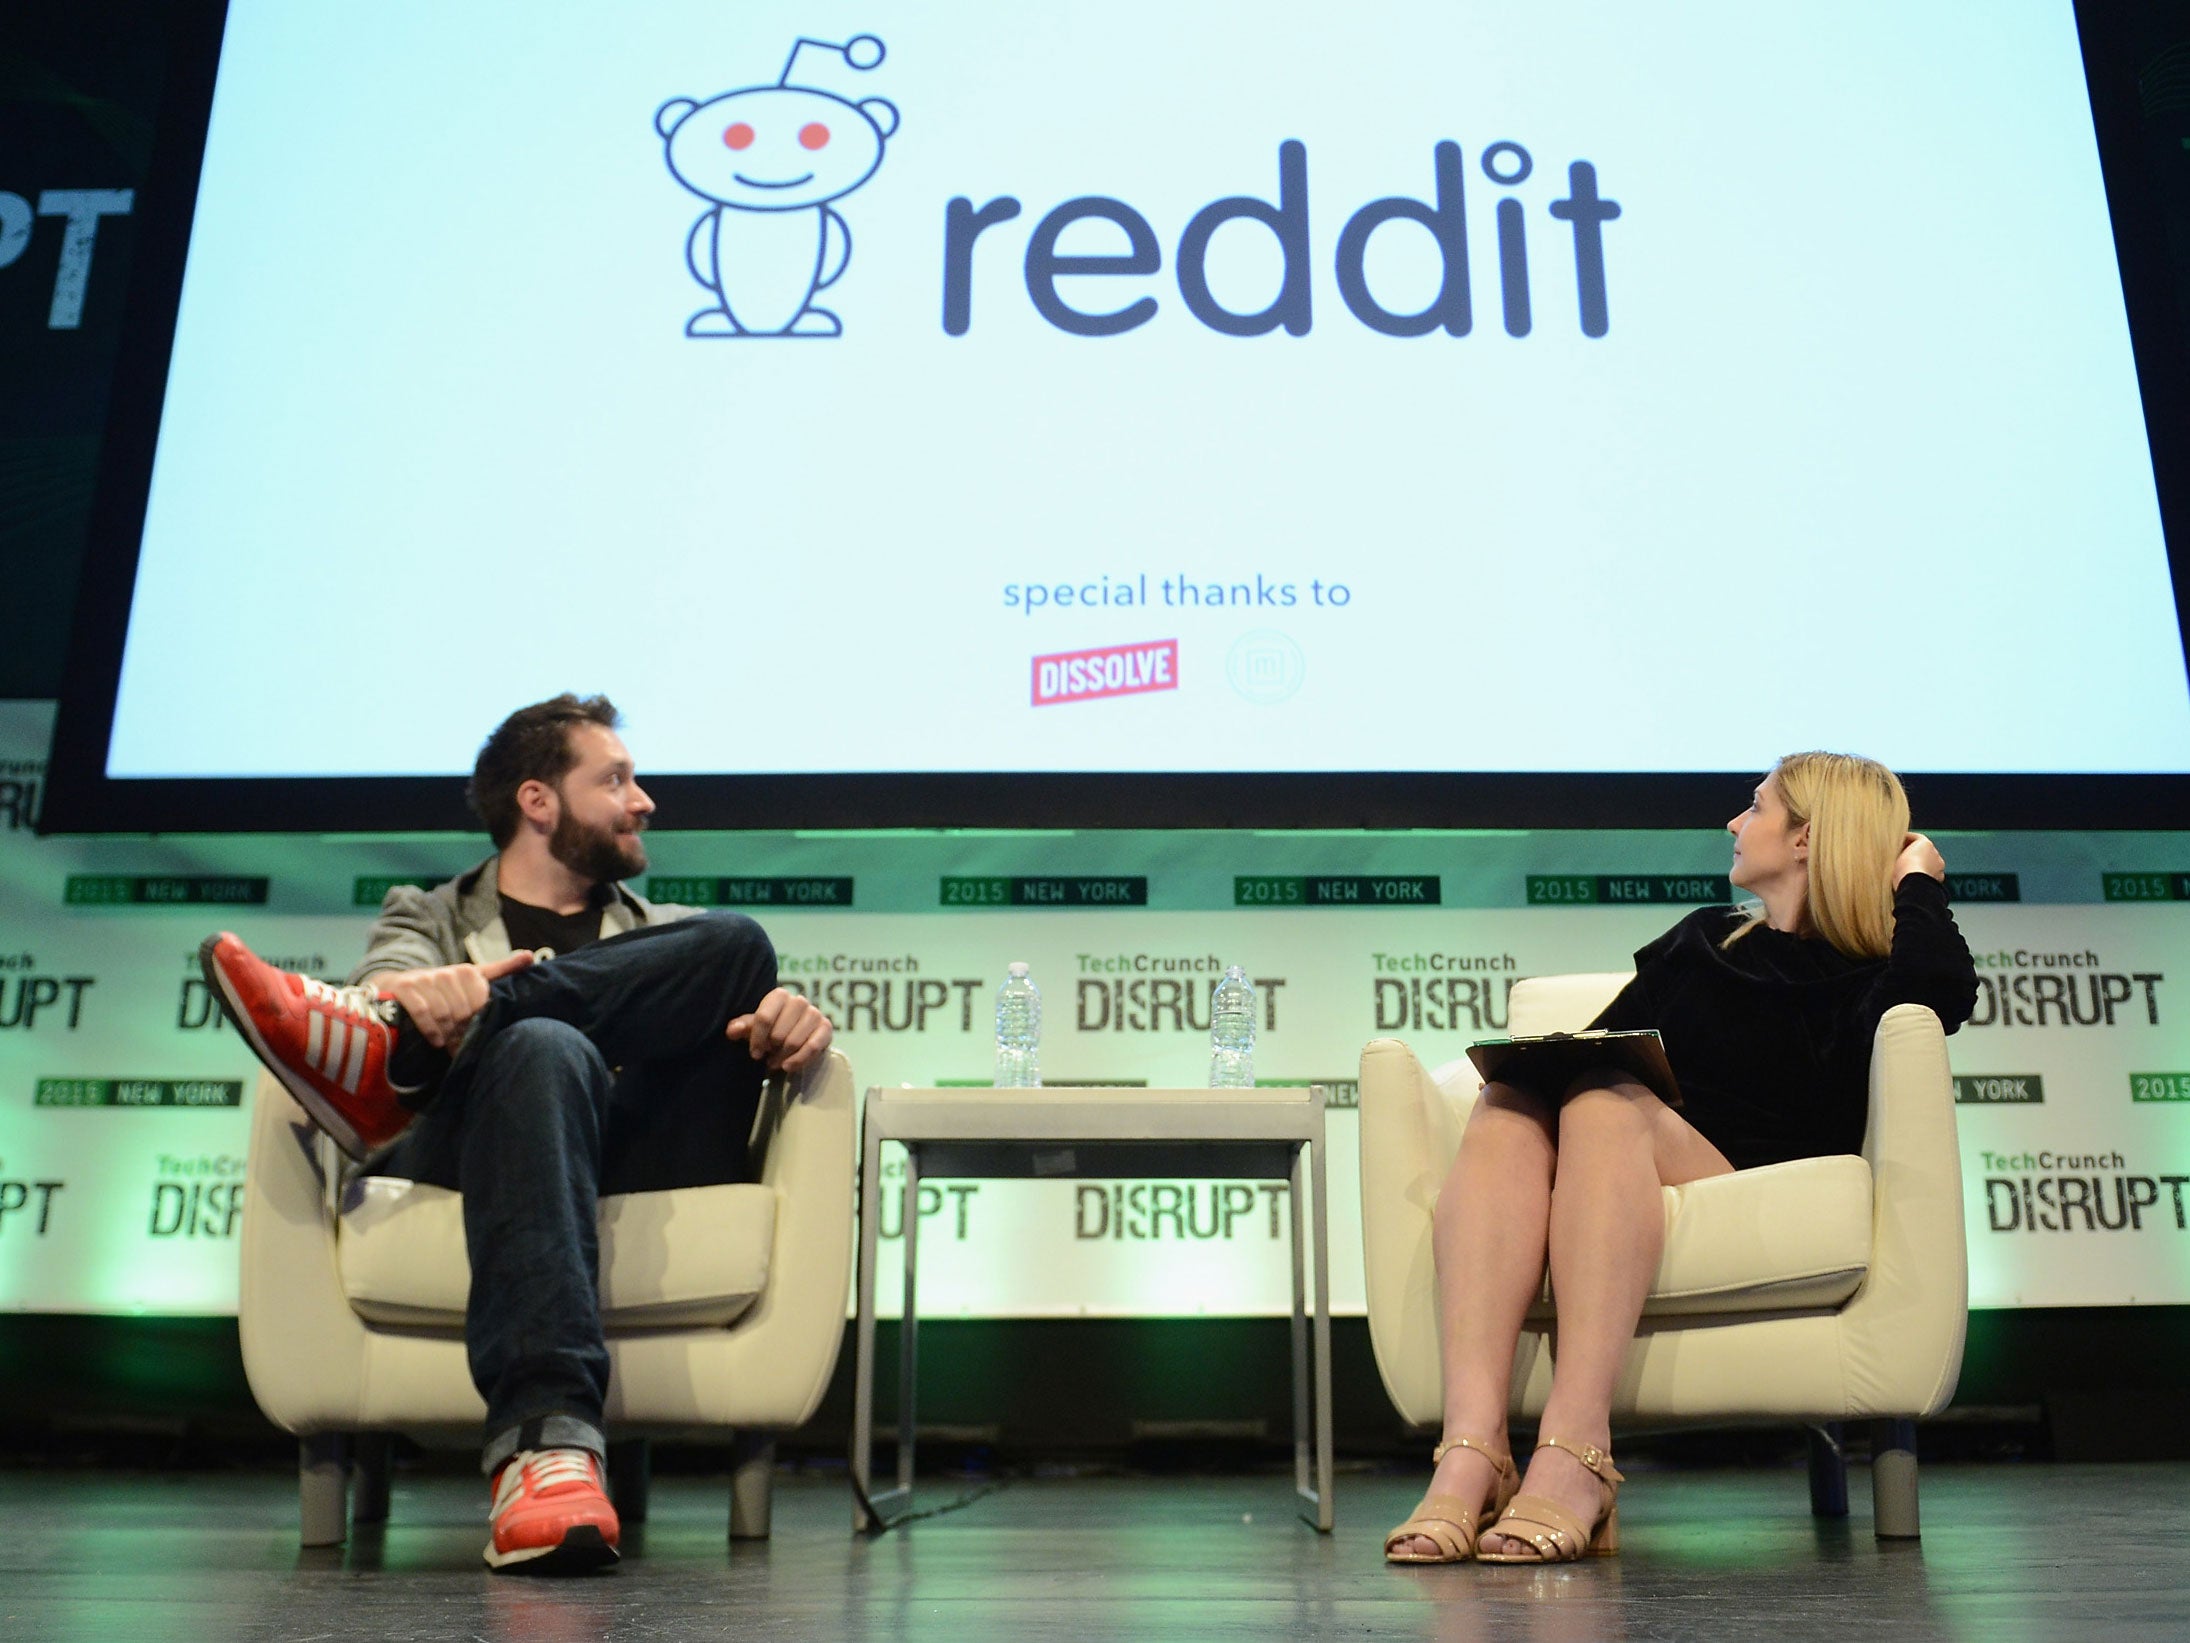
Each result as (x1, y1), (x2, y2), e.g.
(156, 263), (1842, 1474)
(373, 951), (536, 1048)
(726, 987), (834, 1073)
(1894, 832), (1947, 885)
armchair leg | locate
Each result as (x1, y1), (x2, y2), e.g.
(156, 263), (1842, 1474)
(298, 1434), (349, 1548)
(1806, 1423), (1849, 1518)
(608, 1438), (652, 1524)
(728, 1433), (776, 1541)
(351, 1434), (392, 1525)
(1870, 1418), (1921, 1540)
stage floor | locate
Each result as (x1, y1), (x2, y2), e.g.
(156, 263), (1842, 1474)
(1, 1461), (2181, 1640)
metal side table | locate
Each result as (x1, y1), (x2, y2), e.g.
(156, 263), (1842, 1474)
(850, 1084), (1333, 1532)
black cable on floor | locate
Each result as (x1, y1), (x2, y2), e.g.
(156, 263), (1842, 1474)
(849, 1471), (1009, 1536)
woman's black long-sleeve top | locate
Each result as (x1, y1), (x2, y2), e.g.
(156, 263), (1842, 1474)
(1585, 874), (1979, 1170)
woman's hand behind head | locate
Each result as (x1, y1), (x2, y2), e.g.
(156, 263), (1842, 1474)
(1894, 832), (1946, 885)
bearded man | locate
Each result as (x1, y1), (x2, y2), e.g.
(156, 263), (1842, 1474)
(201, 693), (831, 1573)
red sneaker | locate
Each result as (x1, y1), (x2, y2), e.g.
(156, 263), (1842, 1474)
(485, 1449), (621, 1573)
(199, 932), (415, 1161)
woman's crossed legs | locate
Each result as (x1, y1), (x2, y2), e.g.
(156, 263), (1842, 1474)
(1389, 1073), (1733, 1560)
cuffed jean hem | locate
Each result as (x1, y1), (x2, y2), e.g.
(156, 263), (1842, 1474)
(482, 1413), (608, 1476)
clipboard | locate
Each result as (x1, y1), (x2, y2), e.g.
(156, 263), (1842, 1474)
(1465, 1029), (1683, 1107)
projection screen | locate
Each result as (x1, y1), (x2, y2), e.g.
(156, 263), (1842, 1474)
(44, 0), (2190, 830)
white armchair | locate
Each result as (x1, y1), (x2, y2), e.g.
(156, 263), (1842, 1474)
(237, 1049), (856, 1546)
(1358, 975), (1966, 1537)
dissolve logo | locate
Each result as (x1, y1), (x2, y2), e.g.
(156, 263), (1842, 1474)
(657, 35), (898, 338)
(1032, 640), (1178, 708)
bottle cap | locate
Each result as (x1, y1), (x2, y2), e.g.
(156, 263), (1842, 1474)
(1007, 961), (1030, 977)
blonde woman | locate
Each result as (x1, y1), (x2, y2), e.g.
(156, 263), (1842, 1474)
(1385, 753), (1978, 1565)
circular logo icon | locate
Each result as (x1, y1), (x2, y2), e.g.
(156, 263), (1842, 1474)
(1226, 630), (1306, 705)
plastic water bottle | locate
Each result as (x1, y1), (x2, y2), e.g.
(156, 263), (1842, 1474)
(1209, 965), (1256, 1087)
(994, 961), (1042, 1087)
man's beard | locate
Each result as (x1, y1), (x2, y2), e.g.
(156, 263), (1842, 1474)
(548, 808), (648, 884)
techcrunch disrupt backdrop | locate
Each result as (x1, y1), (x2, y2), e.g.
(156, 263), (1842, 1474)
(4, 700), (2190, 1314)
(105, 1), (2190, 779)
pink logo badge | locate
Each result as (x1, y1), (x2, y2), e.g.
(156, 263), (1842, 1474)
(1031, 639), (1180, 706)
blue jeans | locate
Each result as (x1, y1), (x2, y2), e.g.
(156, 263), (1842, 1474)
(382, 911), (778, 1473)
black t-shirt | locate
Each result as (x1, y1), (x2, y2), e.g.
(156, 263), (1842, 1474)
(499, 884), (616, 960)
(1585, 873), (1978, 1170)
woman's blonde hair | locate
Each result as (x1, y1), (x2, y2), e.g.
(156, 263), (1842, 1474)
(1729, 751), (1908, 960)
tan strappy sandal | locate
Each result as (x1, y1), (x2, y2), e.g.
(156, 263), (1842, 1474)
(1475, 1436), (1624, 1563)
(1383, 1435), (1521, 1564)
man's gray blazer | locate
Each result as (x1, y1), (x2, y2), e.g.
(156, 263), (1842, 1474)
(349, 855), (698, 983)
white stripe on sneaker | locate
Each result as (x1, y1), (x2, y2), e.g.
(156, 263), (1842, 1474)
(340, 1023), (366, 1094)
(306, 1011), (325, 1071)
(322, 1019), (349, 1078)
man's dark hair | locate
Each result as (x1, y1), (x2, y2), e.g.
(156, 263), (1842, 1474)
(468, 694), (621, 847)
